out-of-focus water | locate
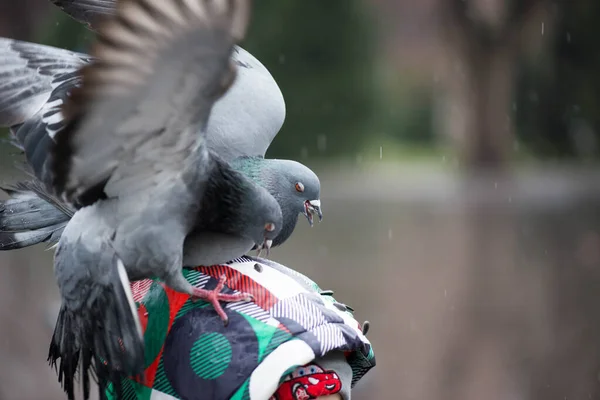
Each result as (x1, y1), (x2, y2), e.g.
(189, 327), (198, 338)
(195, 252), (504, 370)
(1, 165), (599, 400)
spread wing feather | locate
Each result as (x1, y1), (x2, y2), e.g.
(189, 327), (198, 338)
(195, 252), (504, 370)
(49, 0), (116, 30)
(49, 0), (285, 161)
(50, 0), (251, 205)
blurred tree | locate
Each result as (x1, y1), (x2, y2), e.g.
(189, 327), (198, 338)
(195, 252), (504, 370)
(0, 0), (49, 40)
(0, 0), (52, 153)
(515, 0), (600, 160)
(33, 1), (379, 161)
(39, 10), (95, 51)
(243, 1), (378, 160)
(437, 0), (547, 170)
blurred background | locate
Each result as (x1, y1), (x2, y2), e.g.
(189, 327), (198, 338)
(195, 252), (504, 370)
(1, 0), (600, 399)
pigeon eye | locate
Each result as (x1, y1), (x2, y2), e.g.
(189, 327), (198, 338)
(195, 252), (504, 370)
(295, 182), (304, 192)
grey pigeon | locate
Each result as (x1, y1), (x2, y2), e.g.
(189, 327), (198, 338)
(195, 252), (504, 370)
(0, 1), (322, 255)
(8, 1), (284, 399)
(231, 157), (322, 248)
(50, 0), (323, 238)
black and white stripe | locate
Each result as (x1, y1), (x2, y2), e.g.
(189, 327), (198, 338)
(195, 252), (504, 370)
(270, 293), (327, 331)
(228, 255), (254, 264)
(310, 323), (348, 355)
(226, 300), (274, 324)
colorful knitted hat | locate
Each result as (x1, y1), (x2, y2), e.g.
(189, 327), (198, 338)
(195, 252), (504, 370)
(105, 256), (375, 400)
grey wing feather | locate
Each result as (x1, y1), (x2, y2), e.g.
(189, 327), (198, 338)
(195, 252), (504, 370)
(0, 38), (90, 185)
(206, 46), (286, 161)
(0, 38), (89, 127)
(49, 0), (286, 161)
(50, 0), (116, 30)
(51, 0), (252, 204)
(0, 180), (73, 249)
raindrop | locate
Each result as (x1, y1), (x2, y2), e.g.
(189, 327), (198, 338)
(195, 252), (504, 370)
(318, 245), (329, 256)
(442, 155), (447, 163)
(317, 135), (327, 152)
(567, 32), (571, 43)
(541, 22), (545, 35)
(300, 147), (308, 159)
(409, 319), (417, 332)
(494, 182), (498, 189)
(444, 289), (447, 297)
(528, 91), (539, 103)
(379, 146), (383, 160)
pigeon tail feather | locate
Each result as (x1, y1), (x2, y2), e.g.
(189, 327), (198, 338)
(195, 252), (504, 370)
(49, 254), (144, 400)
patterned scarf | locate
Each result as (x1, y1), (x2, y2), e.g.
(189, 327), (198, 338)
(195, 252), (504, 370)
(105, 256), (375, 400)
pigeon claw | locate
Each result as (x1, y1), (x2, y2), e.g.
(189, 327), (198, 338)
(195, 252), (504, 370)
(191, 274), (254, 325)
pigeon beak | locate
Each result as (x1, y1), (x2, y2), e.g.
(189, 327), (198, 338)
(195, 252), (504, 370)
(303, 200), (323, 227)
(256, 239), (273, 258)
(309, 200), (323, 222)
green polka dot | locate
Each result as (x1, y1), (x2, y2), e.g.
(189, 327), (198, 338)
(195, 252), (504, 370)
(189, 333), (232, 380)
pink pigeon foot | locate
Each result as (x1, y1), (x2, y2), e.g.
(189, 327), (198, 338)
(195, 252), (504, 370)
(191, 274), (253, 325)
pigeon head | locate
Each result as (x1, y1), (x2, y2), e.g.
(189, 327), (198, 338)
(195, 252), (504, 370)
(199, 155), (283, 252)
(243, 182), (283, 253)
(259, 159), (322, 247)
(230, 157), (322, 247)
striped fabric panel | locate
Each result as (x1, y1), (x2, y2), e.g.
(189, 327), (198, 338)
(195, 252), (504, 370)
(310, 323), (349, 355)
(270, 293), (326, 331)
(225, 301), (276, 325)
(132, 279), (154, 303)
(195, 265), (279, 310)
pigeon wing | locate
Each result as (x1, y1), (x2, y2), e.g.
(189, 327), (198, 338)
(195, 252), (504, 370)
(50, 0), (285, 161)
(49, 0), (116, 31)
(50, 0), (252, 206)
(0, 38), (89, 128)
(0, 38), (91, 186)
(206, 46), (286, 161)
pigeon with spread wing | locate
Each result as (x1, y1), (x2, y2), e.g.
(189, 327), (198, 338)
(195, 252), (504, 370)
(0, 0), (322, 257)
(30, 0), (284, 399)
(52, 0), (322, 245)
